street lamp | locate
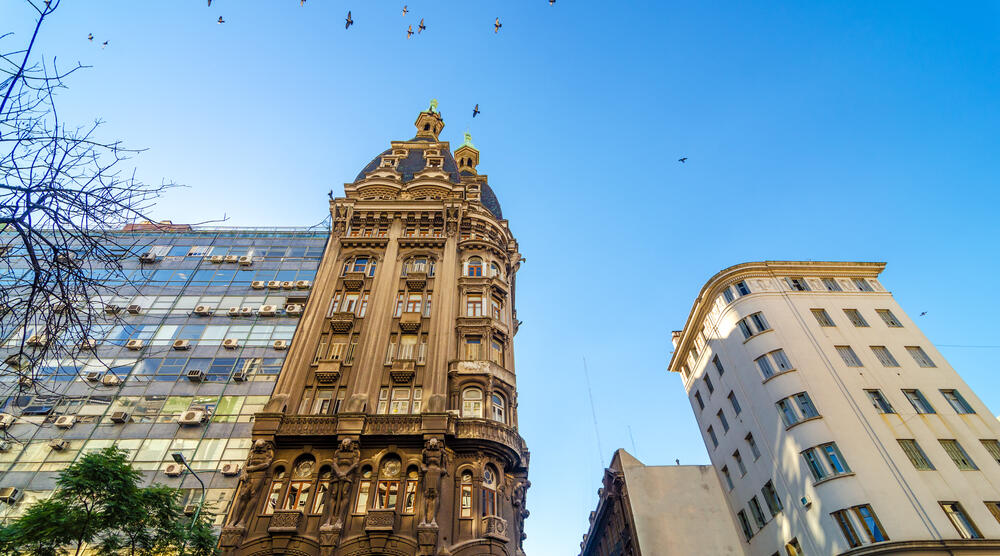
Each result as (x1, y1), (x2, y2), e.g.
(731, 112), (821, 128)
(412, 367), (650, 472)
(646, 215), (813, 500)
(172, 452), (206, 529)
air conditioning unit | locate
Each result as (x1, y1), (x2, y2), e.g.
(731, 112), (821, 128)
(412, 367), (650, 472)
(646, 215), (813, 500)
(239, 307), (253, 317)
(54, 415), (76, 429)
(800, 496), (812, 508)
(104, 304), (120, 315)
(0, 414), (15, 430)
(227, 307), (240, 317)
(178, 410), (206, 425)
(186, 369), (205, 382)
(125, 339), (144, 351)
(52, 303), (68, 314)
(193, 305), (212, 316)
(267, 280), (281, 289)
(79, 338), (97, 350)
(238, 256), (253, 266)
(49, 439), (68, 451)
(0, 487), (22, 505)
(296, 280), (312, 289)
(210, 255), (225, 264)
(0, 440), (10, 452)
(26, 334), (48, 347)
(85, 370), (102, 382)
(259, 305), (277, 317)
(281, 281), (294, 290)
(19, 376), (34, 389)
(172, 339), (190, 351)
(222, 338), (239, 350)
(102, 374), (122, 386)
(231, 368), (248, 382)
(183, 504), (198, 516)
(138, 253), (157, 263)
(126, 304), (142, 314)
(251, 280), (266, 289)
(164, 463), (183, 477)
(224, 255), (239, 263)
(273, 340), (288, 350)
(285, 304), (303, 316)
(220, 463), (241, 476)
(110, 411), (130, 424)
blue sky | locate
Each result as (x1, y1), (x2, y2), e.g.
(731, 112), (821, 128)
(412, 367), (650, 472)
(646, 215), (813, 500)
(7, 0), (1000, 552)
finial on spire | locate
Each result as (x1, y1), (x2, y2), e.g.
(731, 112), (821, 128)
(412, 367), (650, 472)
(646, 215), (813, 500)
(463, 131), (474, 148)
(429, 98), (439, 113)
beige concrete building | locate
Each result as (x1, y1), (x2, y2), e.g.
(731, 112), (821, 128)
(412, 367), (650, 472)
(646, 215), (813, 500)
(219, 105), (530, 556)
(668, 261), (1000, 555)
(578, 450), (743, 556)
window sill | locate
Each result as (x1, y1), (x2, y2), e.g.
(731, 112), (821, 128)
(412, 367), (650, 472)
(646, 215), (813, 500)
(742, 329), (773, 344)
(761, 369), (796, 385)
(812, 472), (855, 486)
(785, 415), (822, 431)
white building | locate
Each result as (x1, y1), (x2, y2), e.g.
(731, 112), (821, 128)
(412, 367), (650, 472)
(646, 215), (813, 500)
(668, 261), (1000, 555)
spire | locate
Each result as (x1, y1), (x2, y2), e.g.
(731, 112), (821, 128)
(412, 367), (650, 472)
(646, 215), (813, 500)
(454, 131), (480, 174)
(414, 99), (445, 140)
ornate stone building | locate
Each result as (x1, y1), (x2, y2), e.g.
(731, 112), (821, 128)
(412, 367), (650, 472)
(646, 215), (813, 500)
(220, 105), (530, 556)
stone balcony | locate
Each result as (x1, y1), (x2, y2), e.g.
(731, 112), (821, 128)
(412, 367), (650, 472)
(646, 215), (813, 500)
(482, 515), (509, 542)
(398, 311), (422, 332)
(329, 312), (355, 333)
(314, 359), (341, 384)
(448, 359), (516, 388)
(364, 509), (396, 532)
(267, 509), (302, 534)
(342, 272), (366, 291)
(404, 270), (427, 290)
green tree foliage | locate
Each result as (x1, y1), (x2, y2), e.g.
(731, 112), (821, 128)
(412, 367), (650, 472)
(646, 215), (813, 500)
(0, 447), (218, 556)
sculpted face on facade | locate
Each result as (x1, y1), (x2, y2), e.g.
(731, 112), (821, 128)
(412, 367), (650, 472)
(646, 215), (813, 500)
(221, 108), (529, 556)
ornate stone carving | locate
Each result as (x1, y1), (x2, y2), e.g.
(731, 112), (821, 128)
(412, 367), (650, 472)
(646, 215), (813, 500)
(342, 272), (366, 291)
(389, 369), (415, 383)
(227, 440), (274, 528)
(456, 420), (524, 456)
(420, 438), (448, 526)
(323, 439), (360, 529)
(267, 509), (302, 533)
(511, 479), (531, 545)
(405, 271), (427, 291)
(329, 312), (355, 333)
(482, 515), (509, 542)
(364, 508), (395, 531)
(364, 415), (422, 435)
(398, 311), (422, 332)
(220, 526), (244, 548)
(277, 416), (339, 437)
(315, 369), (341, 384)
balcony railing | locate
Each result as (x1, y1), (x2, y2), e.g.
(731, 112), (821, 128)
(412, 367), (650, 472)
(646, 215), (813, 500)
(385, 342), (426, 365)
(462, 343), (503, 366)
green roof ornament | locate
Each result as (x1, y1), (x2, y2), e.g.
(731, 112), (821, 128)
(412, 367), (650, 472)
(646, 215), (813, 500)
(429, 99), (439, 113)
(462, 131), (474, 148)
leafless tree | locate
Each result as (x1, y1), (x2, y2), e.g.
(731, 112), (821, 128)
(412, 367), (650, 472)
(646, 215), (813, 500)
(0, 0), (176, 398)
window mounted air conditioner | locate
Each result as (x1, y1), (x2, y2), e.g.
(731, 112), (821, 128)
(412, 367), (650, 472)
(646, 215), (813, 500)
(296, 280), (312, 289)
(126, 304), (142, 314)
(49, 439), (68, 451)
(85, 370), (102, 382)
(0, 414), (14, 429)
(239, 307), (253, 316)
(220, 463), (241, 476)
(231, 368), (248, 382)
(273, 340), (288, 350)
(183, 504), (198, 516)
(224, 255), (239, 263)
(0, 487), (22, 505)
(79, 338), (97, 350)
(227, 307), (240, 317)
(54, 415), (76, 429)
(172, 339), (191, 351)
(238, 256), (253, 266)
(138, 253), (157, 263)
(0, 440), (10, 452)
(125, 339), (144, 351)
(222, 338), (239, 349)
(281, 281), (294, 289)
(104, 304), (120, 315)
(178, 410), (206, 425)
(102, 374), (122, 386)
(193, 305), (213, 316)
(267, 280), (281, 289)
(26, 334), (47, 347)
(259, 305), (277, 317)
(285, 304), (303, 316)
(251, 280), (266, 289)
(164, 463), (183, 477)
(210, 255), (225, 264)
(110, 411), (130, 424)
(19, 376), (34, 388)
(52, 303), (68, 314)
(186, 369), (205, 382)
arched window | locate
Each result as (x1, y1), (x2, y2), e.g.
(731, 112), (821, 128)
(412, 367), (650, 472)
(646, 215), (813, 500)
(343, 256), (377, 277)
(283, 456), (315, 511)
(460, 471), (473, 518)
(489, 262), (501, 278)
(374, 456), (402, 510)
(355, 466), (373, 513)
(312, 466), (332, 514)
(403, 466), (419, 514)
(467, 257), (483, 277)
(462, 388), (483, 418)
(482, 465), (498, 516)
(263, 466), (286, 515)
(491, 393), (505, 423)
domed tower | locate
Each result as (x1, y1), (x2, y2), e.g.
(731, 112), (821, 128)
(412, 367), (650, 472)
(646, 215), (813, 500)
(220, 103), (530, 556)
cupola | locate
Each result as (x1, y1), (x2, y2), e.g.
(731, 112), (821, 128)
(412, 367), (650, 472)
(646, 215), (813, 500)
(454, 132), (480, 175)
(414, 99), (445, 140)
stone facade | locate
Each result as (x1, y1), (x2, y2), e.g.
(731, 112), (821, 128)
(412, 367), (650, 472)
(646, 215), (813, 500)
(221, 108), (530, 556)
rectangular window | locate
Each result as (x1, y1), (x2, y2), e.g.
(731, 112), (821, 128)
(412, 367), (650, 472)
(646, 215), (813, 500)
(854, 504), (889, 542)
(865, 389), (895, 414)
(460, 483), (473, 518)
(746, 433), (760, 459)
(738, 320), (753, 340)
(787, 277), (810, 291)
(832, 509), (862, 548)
(694, 391), (705, 411)
(721, 466), (733, 490)
(771, 349), (793, 372)
(713, 355), (725, 376)
(762, 481), (783, 516)
(393, 293), (404, 317)
(876, 309), (902, 327)
(749, 496), (768, 528)
(941, 502), (982, 539)
(898, 439), (934, 470)
(821, 443), (850, 474)
(358, 292), (369, 317)
(981, 439), (1000, 465)
(707, 426), (718, 448)
(811, 308), (835, 327)
(729, 392), (742, 415)
(853, 277), (874, 292)
(718, 410), (730, 432)
(734, 450), (746, 475)
(941, 390), (975, 414)
(940, 439), (978, 470)
(903, 389), (935, 414)
(722, 287), (735, 304)
(906, 346), (935, 368)
(794, 392), (819, 419)
(735, 281), (751, 296)
(466, 294), (483, 317)
(870, 346), (900, 367)
(836, 345), (863, 367)
(750, 312), (770, 333)
(777, 399), (798, 427)
(756, 354), (776, 379)
(739, 312), (770, 339)
(705, 375), (715, 394)
(737, 510), (754, 541)
(822, 277), (843, 292)
(803, 448), (827, 481)
(843, 309), (869, 327)
(405, 293), (421, 313)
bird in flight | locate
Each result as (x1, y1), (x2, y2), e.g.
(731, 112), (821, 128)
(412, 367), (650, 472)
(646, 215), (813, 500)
(678, 157), (688, 163)
(345, 11), (354, 29)
(473, 104), (480, 117)
(402, 5), (408, 15)
(87, 33), (93, 41)
(407, 25), (413, 38)
(418, 18), (426, 33)
(920, 312), (927, 316)
(494, 17), (502, 33)
(217, 16), (225, 24)
(101, 41), (108, 49)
